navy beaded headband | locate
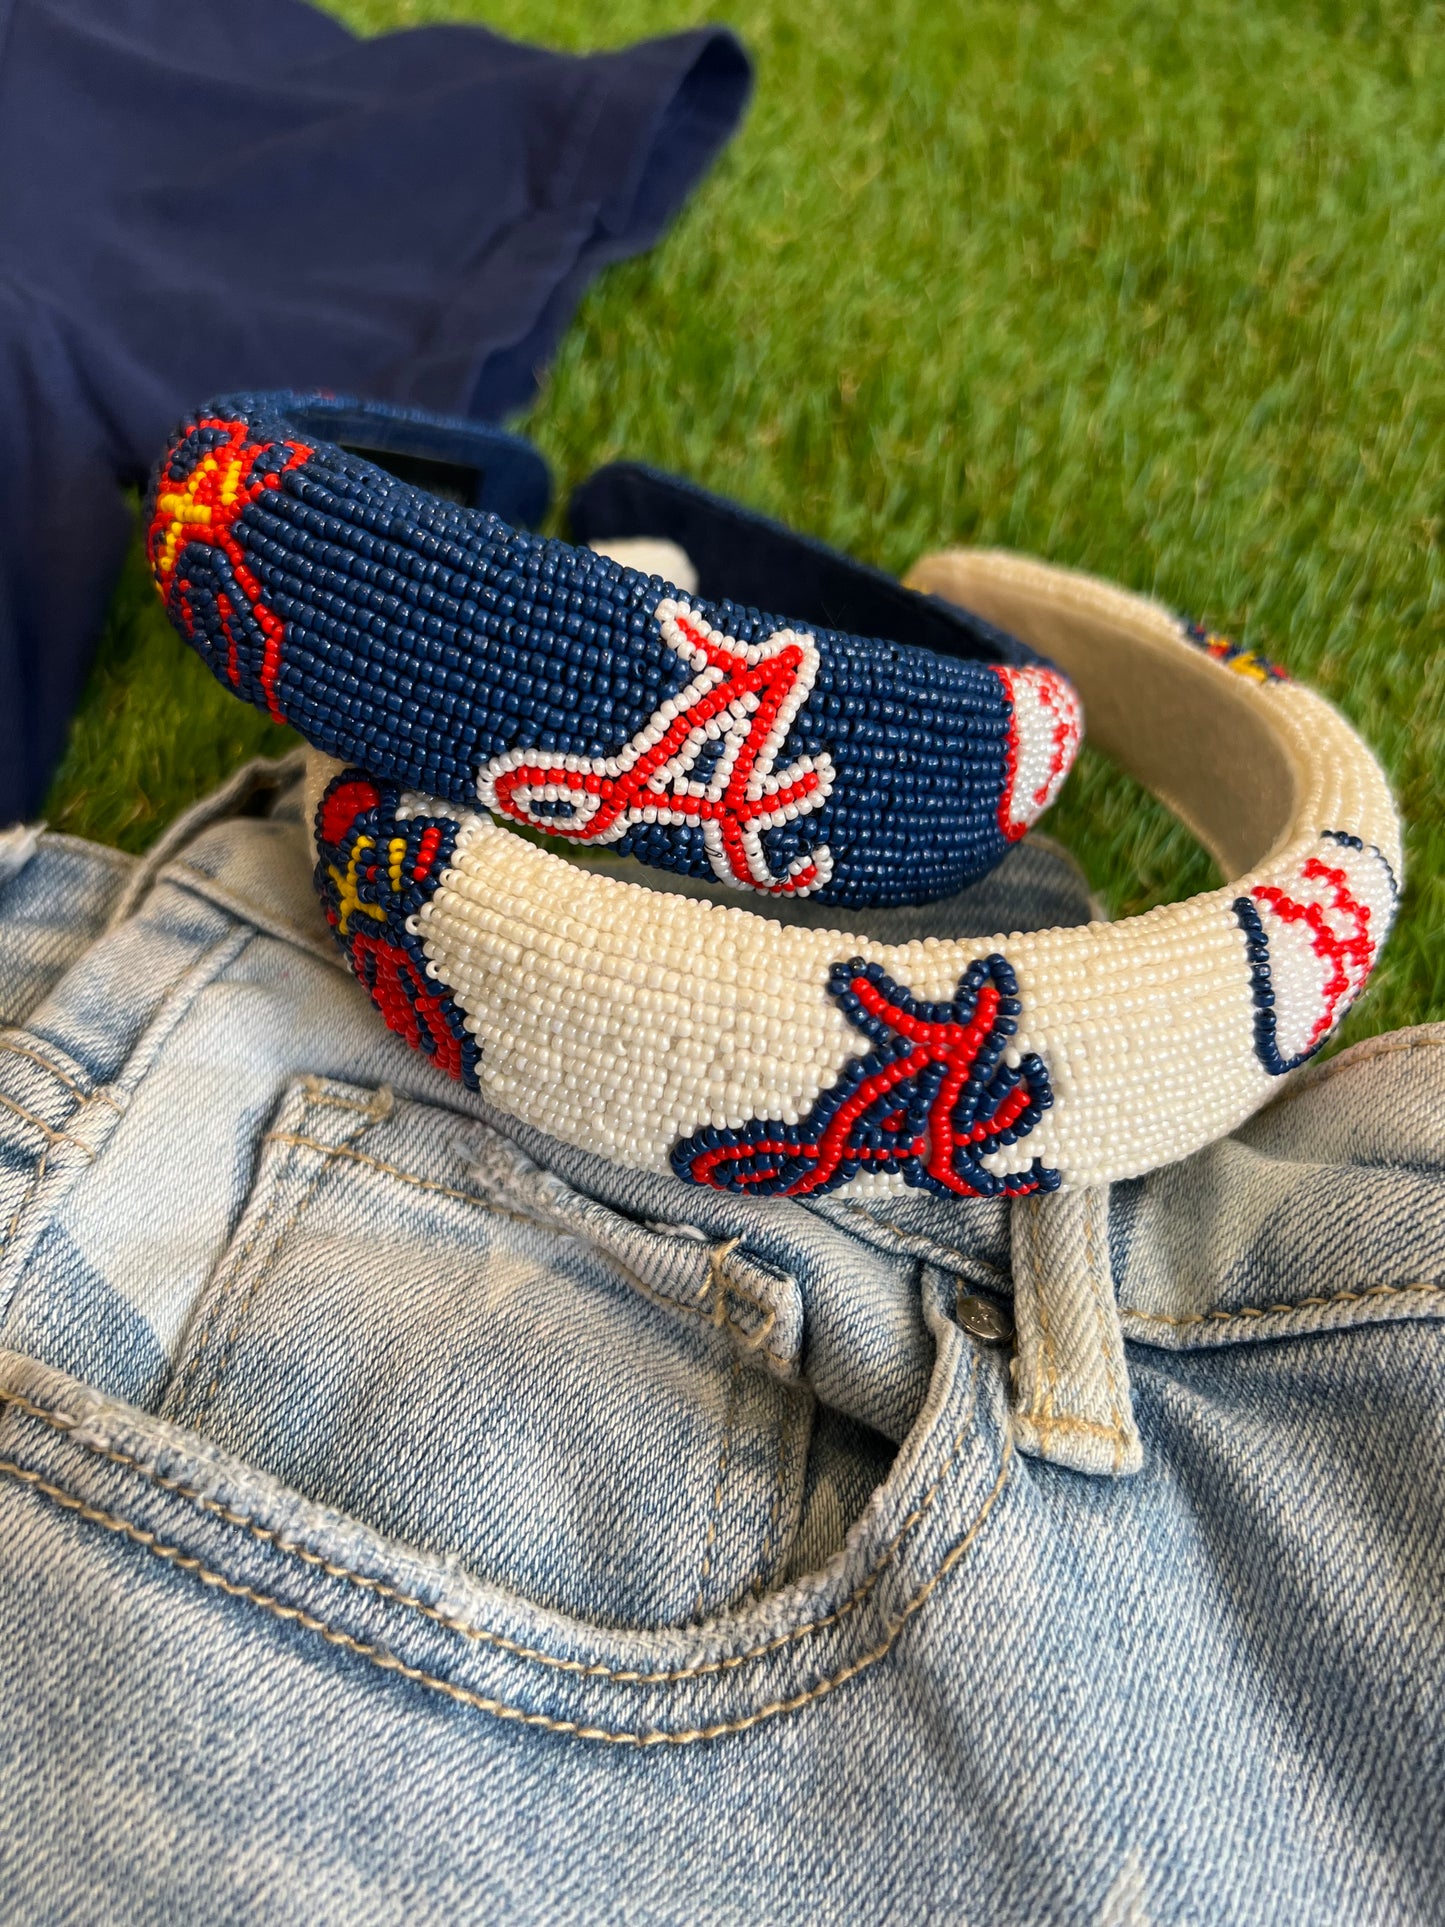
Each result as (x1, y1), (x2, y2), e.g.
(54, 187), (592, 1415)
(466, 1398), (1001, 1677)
(146, 392), (1082, 909)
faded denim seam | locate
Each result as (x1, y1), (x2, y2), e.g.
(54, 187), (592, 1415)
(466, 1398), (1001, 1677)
(0, 1038), (121, 1109)
(0, 920), (261, 1309)
(1261, 1030), (1445, 1107)
(106, 925), (257, 1101)
(169, 1092), (388, 1423)
(2, 1146), (47, 1259)
(833, 1199), (1010, 1283)
(267, 1130), (792, 1366)
(0, 1426), (1014, 1746)
(745, 1387), (805, 1600)
(103, 752), (307, 932)
(0, 1354), (989, 1688)
(1083, 1189), (1127, 1474)
(1023, 1198), (1062, 1449)
(1122, 1280), (1445, 1329)
(0, 1061), (90, 1268)
(164, 862), (350, 976)
(692, 1356), (741, 1619)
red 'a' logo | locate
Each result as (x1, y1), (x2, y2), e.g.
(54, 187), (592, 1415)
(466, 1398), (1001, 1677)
(478, 600), (835, 897)
(673, 954), (1060, 1200)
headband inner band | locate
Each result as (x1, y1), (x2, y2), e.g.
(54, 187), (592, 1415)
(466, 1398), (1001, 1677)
(907, 553), (1296, 880)
(571, 461), (1035, 670)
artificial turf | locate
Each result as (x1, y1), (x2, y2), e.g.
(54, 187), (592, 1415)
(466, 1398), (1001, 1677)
(44, 0), (1443, 1044)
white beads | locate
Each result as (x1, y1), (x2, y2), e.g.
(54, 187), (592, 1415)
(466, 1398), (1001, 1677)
(996, 665), (1084, 838)
(313, 552), (1401, 1198)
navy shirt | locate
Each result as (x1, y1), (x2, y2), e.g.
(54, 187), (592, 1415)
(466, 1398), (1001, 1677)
(0, 0), (750, 820)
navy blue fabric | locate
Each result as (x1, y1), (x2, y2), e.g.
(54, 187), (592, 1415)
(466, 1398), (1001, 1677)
(570, 462), (1036, 670)
(253, 394), (553, 531)
(0, 0), (751, 822)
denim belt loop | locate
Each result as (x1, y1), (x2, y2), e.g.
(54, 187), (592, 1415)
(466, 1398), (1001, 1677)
(1009, 1187), (1142, 1478)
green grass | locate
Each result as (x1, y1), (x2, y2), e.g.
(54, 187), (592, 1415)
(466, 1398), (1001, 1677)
(45, 0), (1444, 1042)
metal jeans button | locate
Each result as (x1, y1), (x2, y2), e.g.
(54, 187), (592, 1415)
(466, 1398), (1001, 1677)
(955, 1290), (1015, 1347)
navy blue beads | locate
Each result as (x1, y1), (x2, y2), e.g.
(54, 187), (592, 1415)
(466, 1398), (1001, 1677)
(147, 394), (1082, 909)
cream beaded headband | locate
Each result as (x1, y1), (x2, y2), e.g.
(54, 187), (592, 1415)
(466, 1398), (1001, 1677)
(305, 548), (1399, 1202)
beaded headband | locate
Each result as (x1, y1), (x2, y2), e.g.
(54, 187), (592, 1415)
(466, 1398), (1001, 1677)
(302, 546), (1399, 1202)
(146, 395), (1082, 909)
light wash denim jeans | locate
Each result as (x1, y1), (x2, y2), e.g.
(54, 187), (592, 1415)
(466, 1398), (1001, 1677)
(0, 755), (1441, 1924)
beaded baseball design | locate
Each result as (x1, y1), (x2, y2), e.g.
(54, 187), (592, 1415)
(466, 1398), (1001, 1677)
(1234, 830), (1396, 1076)
(306, 767), (1398, 1195)
(148, 399), (1082, 909)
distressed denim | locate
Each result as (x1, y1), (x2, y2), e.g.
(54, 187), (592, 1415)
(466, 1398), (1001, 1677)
(0, 755), (1441, 1924)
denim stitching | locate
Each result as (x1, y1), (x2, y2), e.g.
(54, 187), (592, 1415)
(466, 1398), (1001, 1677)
(1122, 1280), (1444, 1329)
(267, 1132), (793, 1365)
(292, 1089), (389, 1116)
(0, 1430), (1012, 1745)
(1022, 1413), (1135, 1443)
(0, 1355), (984, 1687)
(704, 1236), (779, 1353)
(1083, 1189), (1128, 1468)
(0, 1039), (121, 1108)
(170, 1097), (385, 1420)
(0, 1091), (92, 1155)
(835, 1199), (1010, 1281)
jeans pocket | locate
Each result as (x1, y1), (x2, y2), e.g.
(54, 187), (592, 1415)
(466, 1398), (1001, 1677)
(159, 1074), (814, 1630)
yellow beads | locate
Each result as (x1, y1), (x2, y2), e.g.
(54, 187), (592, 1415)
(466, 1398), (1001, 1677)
(149, 447), (248, 581)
